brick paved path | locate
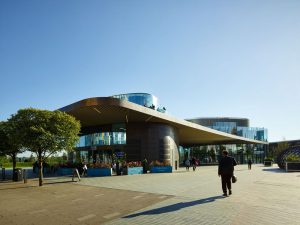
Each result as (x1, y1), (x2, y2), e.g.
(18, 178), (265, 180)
(0, 179), (170, 225)
(77, 165), (300, 225)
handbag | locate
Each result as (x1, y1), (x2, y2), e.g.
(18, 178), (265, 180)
(232, 175), (237, 183)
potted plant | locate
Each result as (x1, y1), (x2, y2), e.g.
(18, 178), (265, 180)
(285, 155), (300, 172)
(264, 157), (273, 167)
(124, 161), (143, 175)
(150, 160), (172, 173)
(33, 161), (52, 174)
(87, 162), (112, 177)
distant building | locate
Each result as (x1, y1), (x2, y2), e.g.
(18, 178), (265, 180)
(186, 117), (268, 142)
(185, 117), (268, 164)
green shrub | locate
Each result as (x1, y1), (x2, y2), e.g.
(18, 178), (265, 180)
(0, 156), (10, 164)
(285, 155), (300, 162)
(264, 157), (273, 161)
(1, 162), (33, 168)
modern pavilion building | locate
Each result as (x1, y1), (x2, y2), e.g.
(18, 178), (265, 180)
(59, 93), (267, 169)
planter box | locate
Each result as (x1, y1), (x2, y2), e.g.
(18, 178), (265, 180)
(126, 167), (143, 175)
(33, 167), (52, 174)
(264, 161), (273, 167)
(87, 168), (112, 177)
(285, 161), (300, 172)
(150, 166), (172, 173)
(57, 168), (74, 176)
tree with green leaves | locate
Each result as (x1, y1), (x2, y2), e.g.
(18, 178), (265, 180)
(273, 141), (289, 159)
(8, 108), (81, 186)
(0, 121), (24, 180)
(209, 147), (216, 162)
(191, 146), (209, 162)
(245, 145), (253, 159)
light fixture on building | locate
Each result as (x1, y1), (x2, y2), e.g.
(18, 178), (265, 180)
(93, 107), (101, 115)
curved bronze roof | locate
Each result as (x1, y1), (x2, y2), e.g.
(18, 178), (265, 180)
(59, 97), (268, 146)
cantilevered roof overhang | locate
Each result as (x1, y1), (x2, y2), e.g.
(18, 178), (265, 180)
(59, 97), (268, 146)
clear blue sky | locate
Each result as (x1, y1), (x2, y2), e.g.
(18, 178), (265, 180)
(1, 0), (300, 142)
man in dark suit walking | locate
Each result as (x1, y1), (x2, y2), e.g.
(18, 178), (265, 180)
(247, 158), (252, 170)
(218, 150), (237, 197)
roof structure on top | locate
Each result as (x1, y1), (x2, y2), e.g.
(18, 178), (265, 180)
(59, 97), (268, 146)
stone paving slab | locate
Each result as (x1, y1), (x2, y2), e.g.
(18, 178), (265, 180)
(0, 179), (171, 225)
(75, 165), (300, 225)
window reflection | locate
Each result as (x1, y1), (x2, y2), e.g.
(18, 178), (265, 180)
(77, 132), (126, 147)
(111, 93), (166, 113)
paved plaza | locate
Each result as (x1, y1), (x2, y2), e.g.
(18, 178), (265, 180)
(0, 164), (300, 224)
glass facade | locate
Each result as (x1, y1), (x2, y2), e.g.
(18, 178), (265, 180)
(209, 122), (268, 142)
(78, 150), (113, 164)
(76, 132), (126, 147)
(75, 123), (127, 164)
(183, 118), (268, 164)
(111, 93), (166, 113)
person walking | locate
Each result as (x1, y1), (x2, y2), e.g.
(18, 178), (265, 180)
(82, 162), (88, 177)
(247, 158), (252, 170)
(192, 157), (197, 171)
(142, 157), (148, 174)
(218, 150), (237, 197)
(185, 158), (190, 171)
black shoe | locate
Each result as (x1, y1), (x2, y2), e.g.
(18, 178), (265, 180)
(222, 193), (228, 197)
(229, 190), (232, 195)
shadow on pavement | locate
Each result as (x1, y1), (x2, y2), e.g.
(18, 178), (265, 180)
(262, 168), (286, 173)
(0, 185), (37, 191)
(42, 176), (78, 185)
(44, 180), (75, 185)
(124, 195), (224, 218)
(0, 180), (21, 185)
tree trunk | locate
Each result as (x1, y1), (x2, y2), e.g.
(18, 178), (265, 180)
(38, 150), (43, 186)
(12, 153), (17, 182)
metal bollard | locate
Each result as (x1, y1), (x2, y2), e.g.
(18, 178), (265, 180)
(23, 169), (27, 183)
(2, 168), (5, 180)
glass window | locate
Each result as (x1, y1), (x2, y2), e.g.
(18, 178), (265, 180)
(76, 131), (126, 147)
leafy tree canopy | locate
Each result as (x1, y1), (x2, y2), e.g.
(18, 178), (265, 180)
(0, 121), (25, 178)
(191, 146), (208, 160)
(274, 142), (289, 158)
(0, 122), (9, 156)
(8, 108), (81, 157)
(0, 121), (23, 157)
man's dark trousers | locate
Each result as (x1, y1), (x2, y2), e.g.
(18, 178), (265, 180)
(221, 174), (232, 194)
